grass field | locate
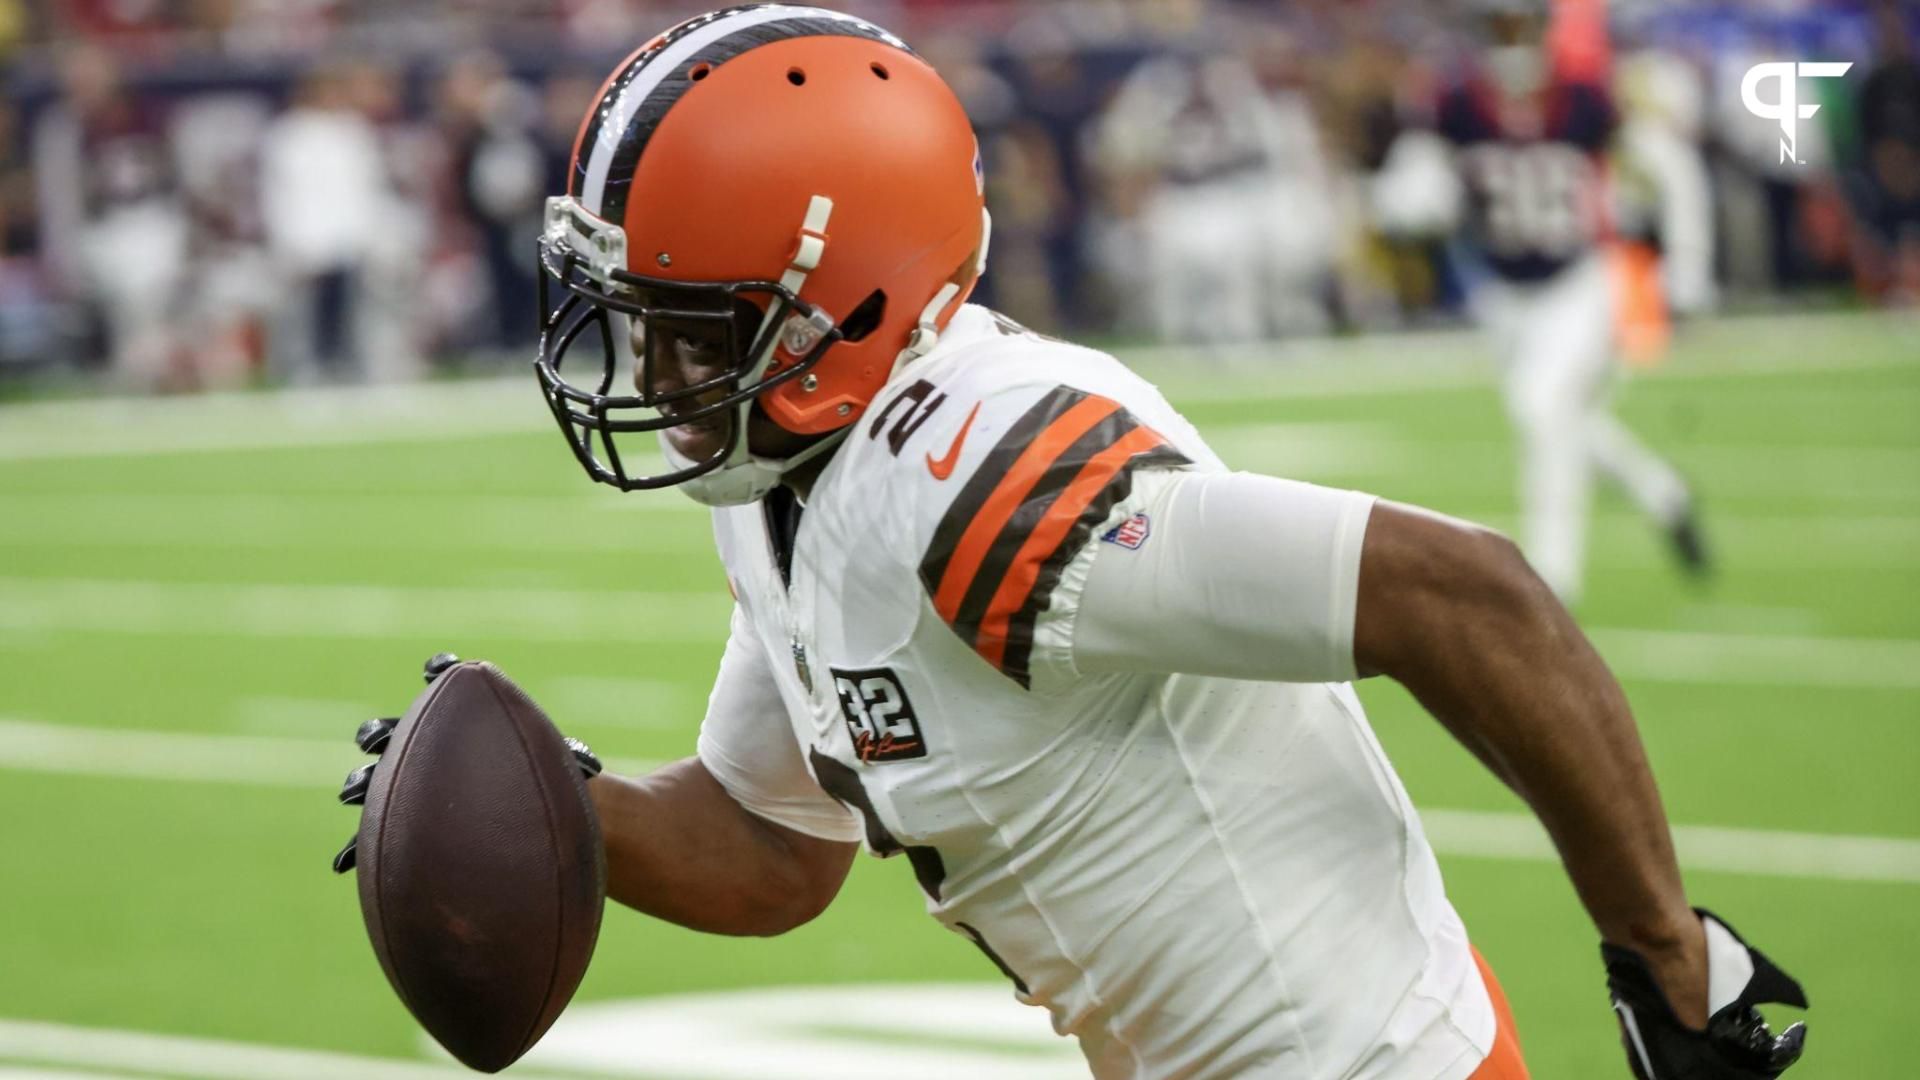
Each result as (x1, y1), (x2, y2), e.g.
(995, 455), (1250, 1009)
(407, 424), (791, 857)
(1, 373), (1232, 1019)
(0, 309), (1914, 1079)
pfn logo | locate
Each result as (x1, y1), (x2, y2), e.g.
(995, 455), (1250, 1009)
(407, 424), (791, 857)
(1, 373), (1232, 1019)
(1741, 62), (1853, 165)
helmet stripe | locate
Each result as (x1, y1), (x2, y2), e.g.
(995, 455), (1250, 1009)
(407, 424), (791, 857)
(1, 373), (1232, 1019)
(575, 5), (907, 222)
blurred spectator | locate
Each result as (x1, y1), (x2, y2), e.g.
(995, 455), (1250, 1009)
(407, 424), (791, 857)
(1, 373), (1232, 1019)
(1002, 22), (1109, 331)
(1614, 48), (1717, 317)
(0, 97), (57, 371)
(260, 59), (390, 381)
(1849, 0), (1920, 303)
(1093, 28), (1332, 345)
(0, 0), (1904, 393)
(169, 90), (274, 388)
(1713, 28), (1847, 294)
(33, 42), (185, 387)
(437, 50), (548, 358)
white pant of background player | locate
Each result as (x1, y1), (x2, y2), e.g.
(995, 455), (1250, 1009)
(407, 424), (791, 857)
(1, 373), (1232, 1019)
(1471, 252), (1690, 602)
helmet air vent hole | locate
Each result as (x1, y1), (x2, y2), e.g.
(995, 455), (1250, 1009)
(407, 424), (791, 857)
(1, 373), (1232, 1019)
(689, 63), (712, 81)
(870, 62), (890, 80)
(787, 67), (807, 86)
(838, 289), (887, 342)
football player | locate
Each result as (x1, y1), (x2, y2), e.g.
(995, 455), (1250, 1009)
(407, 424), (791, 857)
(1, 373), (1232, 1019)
(1370, 0), (1709, 603)
(339, 6), (1804, 1078)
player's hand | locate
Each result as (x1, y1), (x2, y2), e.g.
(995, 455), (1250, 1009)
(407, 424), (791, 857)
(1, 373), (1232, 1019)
(1604, 909), (1808, 1079)
(331, 652), (602, 874)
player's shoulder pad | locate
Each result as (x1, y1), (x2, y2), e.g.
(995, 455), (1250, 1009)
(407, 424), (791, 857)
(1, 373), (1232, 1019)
(845, 307), (1212, 689)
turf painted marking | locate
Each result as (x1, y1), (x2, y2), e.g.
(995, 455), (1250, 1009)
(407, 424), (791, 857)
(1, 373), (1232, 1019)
(3, 577), (1915, 689)
(0, 718), (1911, 884)
(0, 719), (658, 788)
(0, 987), (1080, 1080)
(1587, 628), (1920, 689)
(4, 310), (1908, 461)
(0, 578), (732, 644)
(522, 984), (1083, 1080)
(0, 1019), (559, 1080)
(1421, 809), (1920, 886)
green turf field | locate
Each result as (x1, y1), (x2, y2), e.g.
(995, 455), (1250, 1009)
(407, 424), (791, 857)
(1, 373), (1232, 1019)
(0, 309), (1914, 1078)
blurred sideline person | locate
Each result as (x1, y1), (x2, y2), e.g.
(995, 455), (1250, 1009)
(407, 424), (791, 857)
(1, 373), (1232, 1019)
(32, 42), (185, 388)
(1850, 0), (1920, 304)
(438, 50), (549, 357)
(1371, 0), (1708, 604)
(1093, 23), (1334, 345)
(338, 7), (1808, 1079)
(260, 60), (389, 382)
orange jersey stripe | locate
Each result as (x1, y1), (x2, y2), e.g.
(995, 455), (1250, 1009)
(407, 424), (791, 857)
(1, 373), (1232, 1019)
(930, 395), (1123, 622)
(974, 425), (1168, 669)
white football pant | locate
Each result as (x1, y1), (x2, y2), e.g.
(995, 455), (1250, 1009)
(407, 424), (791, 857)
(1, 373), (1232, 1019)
(1475, 252), (1690, 603)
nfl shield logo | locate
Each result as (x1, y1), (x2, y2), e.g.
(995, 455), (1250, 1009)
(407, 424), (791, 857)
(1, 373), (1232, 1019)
(791, 638), (813, 693)
(1100, 511), (1151, 550)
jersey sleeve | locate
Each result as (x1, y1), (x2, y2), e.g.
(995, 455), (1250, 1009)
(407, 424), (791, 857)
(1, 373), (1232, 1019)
(1069, 469), (1377, 683)
(696, 604), (864, 843)
(911, 380), (1196, 691)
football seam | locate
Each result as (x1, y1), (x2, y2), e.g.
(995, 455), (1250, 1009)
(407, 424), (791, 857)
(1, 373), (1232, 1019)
(477, 666), (571, 1061)
(369, 671), (456, 1020)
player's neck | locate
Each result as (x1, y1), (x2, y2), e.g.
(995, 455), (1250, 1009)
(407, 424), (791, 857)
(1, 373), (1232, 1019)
(781, 442), (840, 502)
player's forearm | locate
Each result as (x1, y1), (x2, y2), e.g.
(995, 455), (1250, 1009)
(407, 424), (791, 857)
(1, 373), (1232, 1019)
(1355, 505), (1701, 973)
(587, 757), (852, 937)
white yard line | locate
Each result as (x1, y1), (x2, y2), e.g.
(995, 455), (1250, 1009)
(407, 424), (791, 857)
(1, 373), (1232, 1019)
(2, 312), (1910, 461)
(1587, 628), (1920, 690)
(1420, 809), (1920, 885)
(0, 379), (554, 462)
(0, 1019), (575, 1080)
(0, 717), (1910, 884)
(0, 719), (658, 787)
(0, 492), (706, 550)
(2, 577), (1915, 688)
(0, 578), (732, 644)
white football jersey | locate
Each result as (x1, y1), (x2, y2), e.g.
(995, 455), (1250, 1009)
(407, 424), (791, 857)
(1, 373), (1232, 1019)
(698, 305), (1496, 1079)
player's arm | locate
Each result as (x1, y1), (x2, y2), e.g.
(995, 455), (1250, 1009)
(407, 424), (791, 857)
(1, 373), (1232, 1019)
(1352, 502), (1699, 992)
(585, 602), (860, 937)
(588, 757), (856, 937)
(1075, 471), (1806, 1077)
(1353, 502), (1808, 1077)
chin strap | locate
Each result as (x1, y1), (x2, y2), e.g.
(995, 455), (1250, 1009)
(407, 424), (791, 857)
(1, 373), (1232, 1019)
(667, 423), (855, 508)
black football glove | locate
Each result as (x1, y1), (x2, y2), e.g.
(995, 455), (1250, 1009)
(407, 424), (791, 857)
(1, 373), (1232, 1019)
(331, 652), (602, 874)
(1604, 909), (1809, 1079)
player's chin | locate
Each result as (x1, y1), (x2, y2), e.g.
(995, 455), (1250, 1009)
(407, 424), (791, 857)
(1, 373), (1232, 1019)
(662, 414), (733, 463)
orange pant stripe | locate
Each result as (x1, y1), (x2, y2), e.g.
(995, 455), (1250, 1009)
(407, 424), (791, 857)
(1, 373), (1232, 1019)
(1468, 946), (1531, 1079)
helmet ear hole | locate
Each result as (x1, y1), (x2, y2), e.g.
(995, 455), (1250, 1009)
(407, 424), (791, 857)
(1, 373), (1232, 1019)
(787, 67), (807, 86)
(837, 290), (887, 342)
(870, 62), (890, 80)
(689, 62), (712, 81)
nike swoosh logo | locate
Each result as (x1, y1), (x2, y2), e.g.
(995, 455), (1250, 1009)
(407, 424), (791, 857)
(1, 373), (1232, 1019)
(926, 402), (981, 481)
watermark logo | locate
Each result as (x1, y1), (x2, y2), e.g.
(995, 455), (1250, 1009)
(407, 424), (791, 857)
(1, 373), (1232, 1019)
(1742, 62), (1853, 164)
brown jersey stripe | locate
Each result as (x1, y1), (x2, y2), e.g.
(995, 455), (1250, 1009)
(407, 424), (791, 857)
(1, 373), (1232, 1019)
(920, 387), (1112, 618)
(996, 440), (1189, 685)
(944, 404), (1147, 649)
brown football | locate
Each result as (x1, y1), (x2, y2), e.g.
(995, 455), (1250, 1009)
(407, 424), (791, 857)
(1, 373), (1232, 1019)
(354, 661), (605, 1073)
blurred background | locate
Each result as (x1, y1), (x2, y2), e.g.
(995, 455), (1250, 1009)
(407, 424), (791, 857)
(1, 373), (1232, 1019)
(0, 0), (1914, 389)
(0, 1), (1916, 1078)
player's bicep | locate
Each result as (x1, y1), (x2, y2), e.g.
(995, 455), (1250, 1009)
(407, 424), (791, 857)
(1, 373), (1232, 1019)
(696, 606), (863, 844)
(1073, 469), (1376, 683)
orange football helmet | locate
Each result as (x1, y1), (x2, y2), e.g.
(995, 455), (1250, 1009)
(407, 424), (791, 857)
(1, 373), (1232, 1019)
(536, 4), (990, 503)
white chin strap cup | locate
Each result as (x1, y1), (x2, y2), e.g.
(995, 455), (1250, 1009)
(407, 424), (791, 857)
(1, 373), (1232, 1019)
(667, 426), (851, 507)
(890, 207), (992, 381)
